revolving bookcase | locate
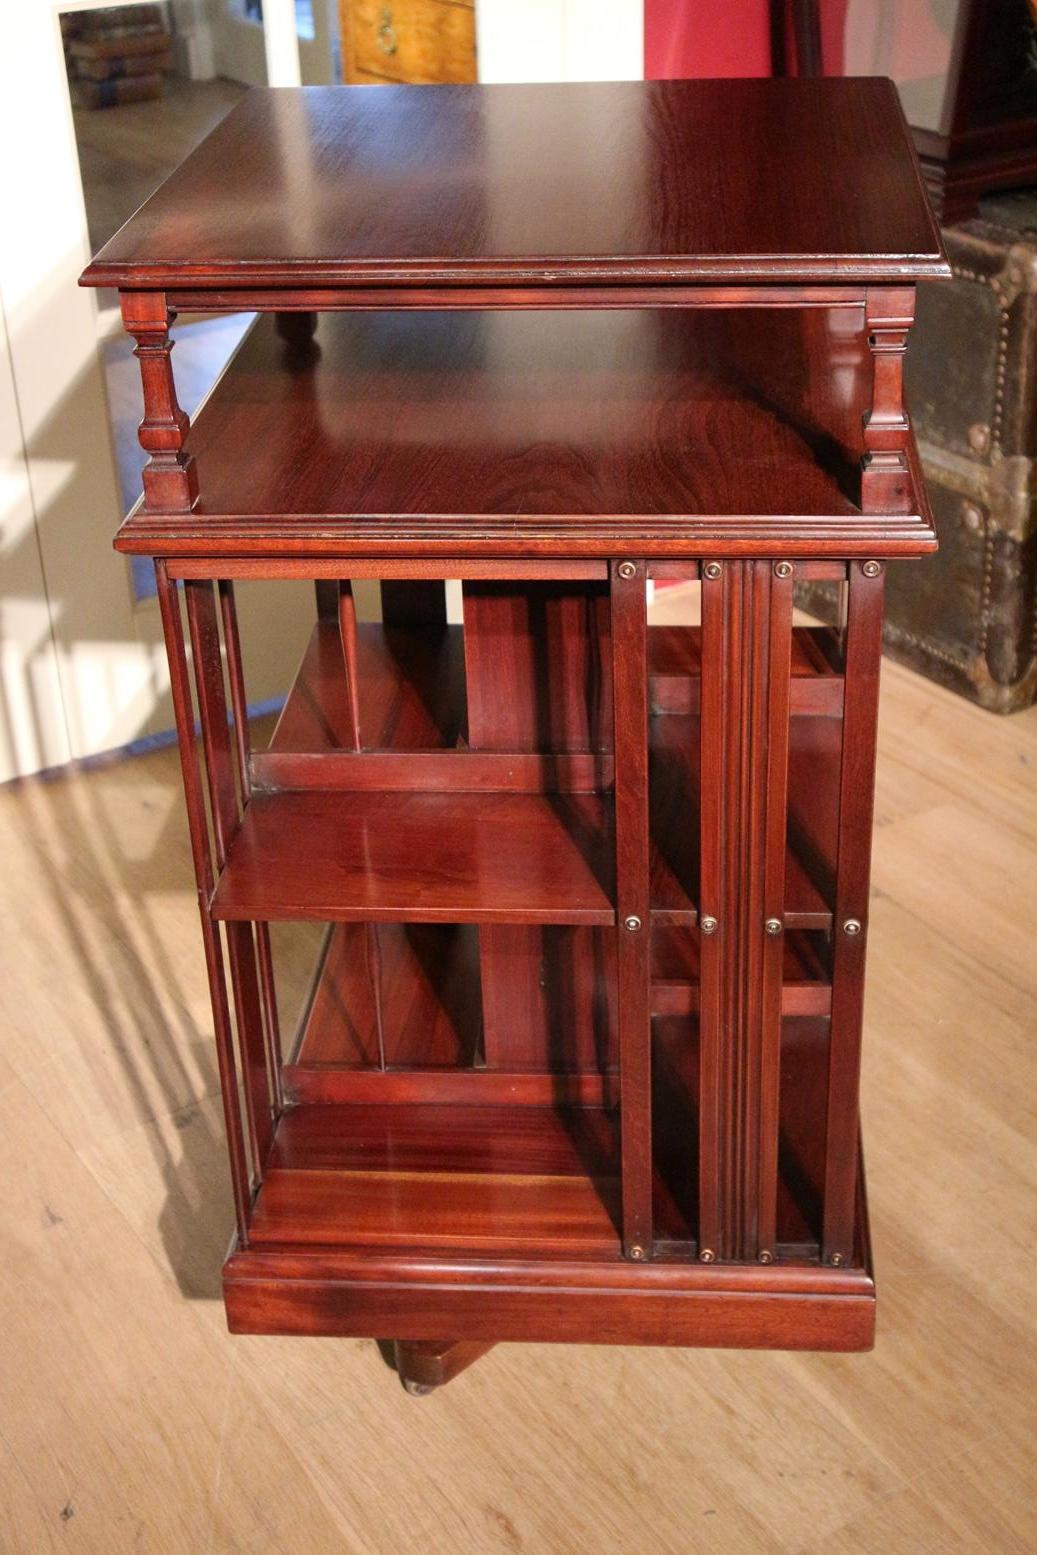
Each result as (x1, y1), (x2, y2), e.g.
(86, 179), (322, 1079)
(81, 79), (947, 1394)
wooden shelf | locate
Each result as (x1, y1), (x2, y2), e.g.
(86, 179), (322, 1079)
(649, 625), (844, 718)
(115, 305), (896, 554)
(651, 926), (831, 1017)
(211, 789), (615, 925)
(249, 1101), (622, 1256)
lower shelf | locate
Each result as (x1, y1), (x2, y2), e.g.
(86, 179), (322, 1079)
(225, 1144), (875, 1352)
(250, 1102), (622, 1257)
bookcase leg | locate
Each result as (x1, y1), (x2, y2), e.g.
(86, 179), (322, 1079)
(393, 1339), (496, 1395)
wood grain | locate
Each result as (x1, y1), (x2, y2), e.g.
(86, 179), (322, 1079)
(80, 79), (945, 290)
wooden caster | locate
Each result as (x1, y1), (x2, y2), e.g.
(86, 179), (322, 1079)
(393, 1338), (495, 1394)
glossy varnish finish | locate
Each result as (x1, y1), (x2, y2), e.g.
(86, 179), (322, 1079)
(78, 80), (946, 1390)
(81, 79), (944, 289)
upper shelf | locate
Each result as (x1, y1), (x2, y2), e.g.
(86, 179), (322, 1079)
(115, 304), (933, 554)
(80, 80), (947, 293)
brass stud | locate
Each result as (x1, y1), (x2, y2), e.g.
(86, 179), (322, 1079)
(629, 1243), (646, 1261)
(699, 1248), (716, 1264)
(773, 561), (793, 579)
(759, 1249), (774, 1265)
(700, 915), (718, 935)
(617, 561), (637, 580)
(765, 917), (783, 936)
(830, 1252), (845, 1267)
(623, 915), (642, 933)
(842, 918), (862, 937)
(862, 560), (882, 578)
(703, 562), (722, 580)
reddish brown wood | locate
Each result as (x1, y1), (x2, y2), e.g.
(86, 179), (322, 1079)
(80, 80), (943, 292)
(154, 564), (250, 1240)
(119, 292), (198, 512)
(211, 791), (614, 925)
(284, 1068), (616, 1109)
(610, 561), (652, 1258)
(111, 308), (937, 558)
(86, 80), (941, 1380)
(393, 1339), (495, 1393)
(861, 288), (915, 514)
(184, 580), (274, 1171)
(823, 561), (885, 1266)
(219, 579), (285, 1114)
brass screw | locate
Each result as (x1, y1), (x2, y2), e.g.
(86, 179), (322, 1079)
(759, 1249), (774, 1265)
(699, 1248), (716, 1264)
(765, 917), (783, 936)
(700, 915), (718, 935)
(703, 562), (722, 580)
(842, 918), (862, 936)
(617, 561), (637, 580)
(624, 915), (642, 933)
(629, 1243), (646, 1261)
(830, 1252), (845, 1267)
(862, 560), (882, 578)
(774, 561), (793, 579)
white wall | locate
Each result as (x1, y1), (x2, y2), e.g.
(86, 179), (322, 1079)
(476, 0), (644, 83)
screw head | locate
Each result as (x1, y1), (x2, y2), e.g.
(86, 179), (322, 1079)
(862, 560), (882, 579)
(758, 1249), (774, 1265)
(629, 1243), (646, 1261)
(703, 562), (722, 580)
(774, 561), (793, 579)
(842, 918), (862, 937)
(830, 1252), (845, 1267)
(623, 914), (642, 933)
(617, 561), (637, 580)
(765, 917), (783, 936)
(699, 1248), (716, 1264)
(700, 915), (718, 935)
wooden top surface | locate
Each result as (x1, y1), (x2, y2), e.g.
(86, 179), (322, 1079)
(81, 79), (946, 290)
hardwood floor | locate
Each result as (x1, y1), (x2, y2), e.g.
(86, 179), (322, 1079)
(0, 590), (1034, 1553)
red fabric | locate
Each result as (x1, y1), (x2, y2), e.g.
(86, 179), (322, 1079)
(644, 0), (773, 80)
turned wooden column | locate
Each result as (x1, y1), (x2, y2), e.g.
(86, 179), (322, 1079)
(120, 291), (198, 512)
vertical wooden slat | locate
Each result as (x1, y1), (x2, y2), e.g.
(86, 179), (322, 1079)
(697, 561), (725, 1260)
(219, 579), (284, 1114)
(155, 562), (250, 1244)
(185, 579), (273, 1171)
(337, 579), (387, 1066)
(698, 560), (791, 1264)
(337, 581), (364, 753)
(610, 560), (652, 1257)
(823, 560), (885, 1265)
(756, 562), (794, 1261)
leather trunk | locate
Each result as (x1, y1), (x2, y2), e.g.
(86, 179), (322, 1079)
(798, 194), (1037, 713)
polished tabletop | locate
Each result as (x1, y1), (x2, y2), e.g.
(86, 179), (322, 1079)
(81, 78), (946, 290)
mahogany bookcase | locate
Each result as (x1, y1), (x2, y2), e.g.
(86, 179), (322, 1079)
(81, 79), (947, 1394)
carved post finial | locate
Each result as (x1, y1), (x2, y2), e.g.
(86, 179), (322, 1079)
(120, 291), (199, 513)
